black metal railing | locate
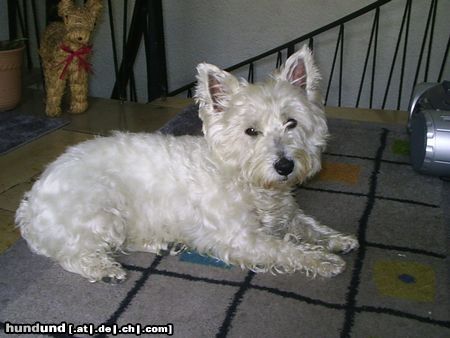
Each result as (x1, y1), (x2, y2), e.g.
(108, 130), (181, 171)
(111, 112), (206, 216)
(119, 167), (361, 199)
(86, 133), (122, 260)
(167, 0), (449, 111)
(108, 0), (167, 102)
(5, 0), (449, 110)
(6, 0), (168, 103)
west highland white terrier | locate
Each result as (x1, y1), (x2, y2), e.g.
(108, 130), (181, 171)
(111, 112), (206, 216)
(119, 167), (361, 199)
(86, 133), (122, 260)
(16, 45), (358, 283)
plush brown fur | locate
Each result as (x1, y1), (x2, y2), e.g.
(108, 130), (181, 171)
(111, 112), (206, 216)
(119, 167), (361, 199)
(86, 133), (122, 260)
(40, 0), (102, 117)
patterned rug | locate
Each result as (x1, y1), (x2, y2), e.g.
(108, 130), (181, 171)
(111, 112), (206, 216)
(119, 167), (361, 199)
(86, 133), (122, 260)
(0, 113), (448, 337)
(0, 112), (69, 155)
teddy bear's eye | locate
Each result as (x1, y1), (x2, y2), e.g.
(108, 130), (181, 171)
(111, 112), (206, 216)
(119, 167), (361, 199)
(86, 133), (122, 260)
(285, 118), (297, 129)
(245, 128), (260, 137)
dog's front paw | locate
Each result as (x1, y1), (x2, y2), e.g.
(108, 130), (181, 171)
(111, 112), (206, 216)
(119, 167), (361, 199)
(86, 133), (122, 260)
(315, 253), (346, 278)
(327, 234), (359, 254)
(300, 250), (346, 278)
(101, 276), (126, 284)
(87, 263), (127, 284)
(102, 265), (127, 284)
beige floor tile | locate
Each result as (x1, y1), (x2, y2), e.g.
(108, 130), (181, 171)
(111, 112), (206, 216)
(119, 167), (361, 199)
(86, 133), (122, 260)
(151, 97), (194, 109)
(0, 178), (34, 212)
(65, 98), (184, 135)
(325, 106), (408, 125)
(0, 130), (93, 193)
(17, 89), (186, 135)
(0, 209), (20, 254)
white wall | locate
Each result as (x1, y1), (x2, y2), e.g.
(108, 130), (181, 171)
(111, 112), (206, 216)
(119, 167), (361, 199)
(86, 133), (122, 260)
(1, 0), (448, 110)
(161, 0), (449, 110)
(162, 0), (375, 90)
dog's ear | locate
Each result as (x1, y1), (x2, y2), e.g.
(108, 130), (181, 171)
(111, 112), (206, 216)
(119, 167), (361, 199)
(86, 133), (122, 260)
(58, 0), (74, 18)
(278, 45), (322, 104)
(195, 63), (240, 113)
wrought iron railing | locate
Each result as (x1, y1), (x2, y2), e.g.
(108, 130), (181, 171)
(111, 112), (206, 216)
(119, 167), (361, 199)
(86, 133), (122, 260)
(167, 0), (449, 111)
(5, 0), (449, 110)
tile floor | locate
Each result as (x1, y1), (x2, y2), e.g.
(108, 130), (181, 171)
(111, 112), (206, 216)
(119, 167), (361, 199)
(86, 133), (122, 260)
(0, 89), (408, 254)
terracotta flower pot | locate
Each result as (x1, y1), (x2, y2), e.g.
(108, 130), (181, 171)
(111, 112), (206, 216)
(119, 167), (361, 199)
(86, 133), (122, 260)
(0, 41), (25, 112)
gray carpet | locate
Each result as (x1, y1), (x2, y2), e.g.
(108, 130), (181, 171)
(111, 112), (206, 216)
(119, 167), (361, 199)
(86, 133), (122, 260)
(0, 111), (70, 155)
(0, 109), (449, 337)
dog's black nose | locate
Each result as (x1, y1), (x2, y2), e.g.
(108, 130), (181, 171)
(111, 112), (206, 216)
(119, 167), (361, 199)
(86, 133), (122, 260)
(274, 157), (294, 176)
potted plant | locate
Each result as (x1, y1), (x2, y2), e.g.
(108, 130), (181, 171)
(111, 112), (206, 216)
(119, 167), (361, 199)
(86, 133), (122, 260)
(0, 39), (25, 112)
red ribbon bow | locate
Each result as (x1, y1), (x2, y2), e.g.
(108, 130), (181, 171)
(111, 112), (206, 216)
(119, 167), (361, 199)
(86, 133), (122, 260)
(58, 44), (93, 80)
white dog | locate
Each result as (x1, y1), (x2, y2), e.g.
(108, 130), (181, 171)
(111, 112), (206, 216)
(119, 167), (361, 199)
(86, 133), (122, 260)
(16, 46), (358, 283)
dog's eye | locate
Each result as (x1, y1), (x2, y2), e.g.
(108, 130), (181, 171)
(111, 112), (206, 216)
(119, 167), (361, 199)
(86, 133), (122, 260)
(245, 128), (260, 137)
(285, 118), (297, 129)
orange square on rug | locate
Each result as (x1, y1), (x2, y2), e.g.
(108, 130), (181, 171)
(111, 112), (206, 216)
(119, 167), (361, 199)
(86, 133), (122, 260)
(317, 161), (361, 185)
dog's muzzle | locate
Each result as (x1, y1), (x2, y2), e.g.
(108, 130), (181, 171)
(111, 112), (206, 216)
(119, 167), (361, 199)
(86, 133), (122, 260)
(274, 157), (294, 176)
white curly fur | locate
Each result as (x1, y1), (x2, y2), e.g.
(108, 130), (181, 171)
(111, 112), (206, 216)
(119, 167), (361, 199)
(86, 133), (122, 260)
(16, 46), (358, 283)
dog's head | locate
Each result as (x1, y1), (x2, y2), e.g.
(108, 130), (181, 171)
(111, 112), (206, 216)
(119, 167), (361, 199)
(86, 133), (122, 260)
(195, 45), (328, 189)
(58, 0), (103, 46)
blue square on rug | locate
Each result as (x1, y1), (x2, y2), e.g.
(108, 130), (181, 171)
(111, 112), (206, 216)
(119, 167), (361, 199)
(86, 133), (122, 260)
(179, 251), (232, 269)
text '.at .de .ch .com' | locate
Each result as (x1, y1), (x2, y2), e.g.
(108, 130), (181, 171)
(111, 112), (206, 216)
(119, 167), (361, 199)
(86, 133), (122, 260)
(3, 321), (174, 336)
